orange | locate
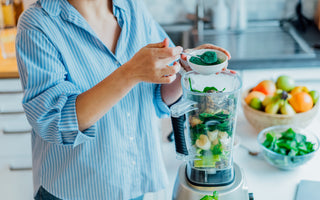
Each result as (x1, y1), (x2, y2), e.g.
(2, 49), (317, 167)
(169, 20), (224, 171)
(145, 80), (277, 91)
(288, 92), (313, 113)
(245, 91), (266, 105)
(290, 86), (309, 96)
(252, 80), (276, 96)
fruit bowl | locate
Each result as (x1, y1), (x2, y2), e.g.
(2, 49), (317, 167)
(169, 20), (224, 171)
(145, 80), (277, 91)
(242, 89), (319, 132)
(186, 49), (228, 75)
(257, 125), (319, 170)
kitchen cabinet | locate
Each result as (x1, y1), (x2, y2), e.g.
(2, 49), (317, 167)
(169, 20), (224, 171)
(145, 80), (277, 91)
(0, 78), (33, 200)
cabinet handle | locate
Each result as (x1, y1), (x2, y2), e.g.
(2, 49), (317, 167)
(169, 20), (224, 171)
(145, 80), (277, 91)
(0, 91), (23, 94)
(3, 129), (31, 135)
(0, 110), (25, 114)
(9, 166), (32, 171)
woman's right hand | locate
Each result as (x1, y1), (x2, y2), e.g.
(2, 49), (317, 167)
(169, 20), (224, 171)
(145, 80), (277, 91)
(124, 38), (183, 84)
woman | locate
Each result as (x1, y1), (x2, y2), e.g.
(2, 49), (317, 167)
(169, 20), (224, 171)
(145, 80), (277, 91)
(16, 0), (230, 199)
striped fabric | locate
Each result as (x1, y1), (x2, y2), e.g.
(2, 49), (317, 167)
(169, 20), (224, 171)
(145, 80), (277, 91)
(15, 0), (174, 199)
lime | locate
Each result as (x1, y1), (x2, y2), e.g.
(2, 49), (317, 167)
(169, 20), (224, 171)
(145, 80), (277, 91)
(309, 90), (319, 105)
(249, 97), (263, 110)
(276, 75), (295, 92)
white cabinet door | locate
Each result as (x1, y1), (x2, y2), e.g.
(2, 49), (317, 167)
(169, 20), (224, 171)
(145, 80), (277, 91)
(0, 156), (33, 200)
(0, 79), (22, 93)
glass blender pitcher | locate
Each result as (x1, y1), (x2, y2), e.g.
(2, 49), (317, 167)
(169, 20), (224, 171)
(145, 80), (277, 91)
(171, 71), (242, 187)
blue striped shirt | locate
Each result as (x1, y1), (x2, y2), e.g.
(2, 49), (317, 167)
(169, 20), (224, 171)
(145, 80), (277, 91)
(15, 0), (173, 199)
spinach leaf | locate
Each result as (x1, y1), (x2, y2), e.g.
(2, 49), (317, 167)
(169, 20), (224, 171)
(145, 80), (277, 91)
(262, 128), (315, 156)
(200, 191), (219, 200)
(188, 78), (225, 93)
(203, 86), (218, 93)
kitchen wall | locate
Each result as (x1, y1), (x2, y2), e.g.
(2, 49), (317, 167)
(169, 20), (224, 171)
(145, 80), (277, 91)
(143, 0), (318, 25)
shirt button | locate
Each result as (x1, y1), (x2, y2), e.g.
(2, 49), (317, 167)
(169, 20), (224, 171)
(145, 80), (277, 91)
(115, 61), (120, 65)
(127, 112), (131, 117)
(132, 161), (136, 165)
(129, 137), (134, 141)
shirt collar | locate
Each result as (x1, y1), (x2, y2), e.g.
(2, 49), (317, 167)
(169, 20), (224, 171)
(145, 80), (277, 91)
(39, 0), (127, 17)
(112, 0), (127, 12)
(39, 0), (62, 16)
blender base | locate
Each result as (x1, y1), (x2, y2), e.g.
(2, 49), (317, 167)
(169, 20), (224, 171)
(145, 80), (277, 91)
(172, 163), (250, 200)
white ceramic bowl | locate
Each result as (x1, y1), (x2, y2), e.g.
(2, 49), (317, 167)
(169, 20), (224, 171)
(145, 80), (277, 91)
(186, 49), (228, 75)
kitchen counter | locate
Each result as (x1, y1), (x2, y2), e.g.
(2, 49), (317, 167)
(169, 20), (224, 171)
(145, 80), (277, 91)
(0, 51), (19, 78)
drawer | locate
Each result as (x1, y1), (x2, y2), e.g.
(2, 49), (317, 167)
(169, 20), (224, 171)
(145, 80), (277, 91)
(0, 79), (23, 93)
(0, 131), (31, 157)
(0, 113), (31, 131)
(0, 156), (33, 200)
(0, 93), (24, 113)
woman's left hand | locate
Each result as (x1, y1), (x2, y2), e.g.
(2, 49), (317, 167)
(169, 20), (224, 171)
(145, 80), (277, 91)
(180, 44), (234, 73)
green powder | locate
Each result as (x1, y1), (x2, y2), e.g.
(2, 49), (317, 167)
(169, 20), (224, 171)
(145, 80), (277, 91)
(190, 51), (221, 65)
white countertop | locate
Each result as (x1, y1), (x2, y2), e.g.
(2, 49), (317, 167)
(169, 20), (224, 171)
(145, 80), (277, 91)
(234, 108), (320, 200)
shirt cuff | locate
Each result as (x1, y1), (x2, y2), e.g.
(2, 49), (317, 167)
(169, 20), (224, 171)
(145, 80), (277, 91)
(60, 94), (97, 147)
(153, 84), (170, 118)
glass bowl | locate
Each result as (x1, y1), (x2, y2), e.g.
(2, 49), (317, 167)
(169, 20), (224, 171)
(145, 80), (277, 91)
(257, 125), (319, 170)
(186, 49), (228, 75)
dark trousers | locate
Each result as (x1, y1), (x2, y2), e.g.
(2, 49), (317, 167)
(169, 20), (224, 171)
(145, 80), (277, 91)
(34, 186), (61, 200)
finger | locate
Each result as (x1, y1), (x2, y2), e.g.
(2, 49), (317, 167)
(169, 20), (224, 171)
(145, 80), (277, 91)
(161, 62), (181, 76)
(163, 38), (169, 48)
(195, 44), (231, 59)
(147, 38), (170, 48)
(181, 53), (187, 61)
(154, 46), (183, 58)
(179, 59), (192, 72)
(160, 74), (177, 84)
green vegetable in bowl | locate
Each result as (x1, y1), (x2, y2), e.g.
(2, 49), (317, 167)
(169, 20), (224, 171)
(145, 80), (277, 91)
(262, 128), (315, 156)
(200, 191), (219, 200)
(190, 51), (221, 65)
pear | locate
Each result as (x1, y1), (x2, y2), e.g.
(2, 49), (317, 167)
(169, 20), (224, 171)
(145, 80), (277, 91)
(280, 100), (296, 115)
(265, 99), (281, 114)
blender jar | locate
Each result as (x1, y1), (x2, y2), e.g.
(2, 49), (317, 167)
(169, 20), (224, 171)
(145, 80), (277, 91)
(171, 71), (242, 186)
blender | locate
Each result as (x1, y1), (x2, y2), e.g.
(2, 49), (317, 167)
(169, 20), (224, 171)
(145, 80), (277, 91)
(170, 71), (252, 200)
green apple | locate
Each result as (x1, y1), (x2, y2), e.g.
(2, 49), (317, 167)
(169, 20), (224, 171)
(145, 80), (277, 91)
(250, 97), (263, 110)
(276, 75), (295, 92)
(309, 90), (319, 105)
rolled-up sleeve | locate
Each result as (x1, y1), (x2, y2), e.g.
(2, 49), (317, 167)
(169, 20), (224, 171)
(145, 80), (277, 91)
(153, 84), (170, 118)
(16, 29), (96, 147)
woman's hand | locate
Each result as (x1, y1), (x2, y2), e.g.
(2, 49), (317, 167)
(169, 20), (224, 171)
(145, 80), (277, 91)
(180, 44), (234, 73)
(125, 38), (183, 84)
